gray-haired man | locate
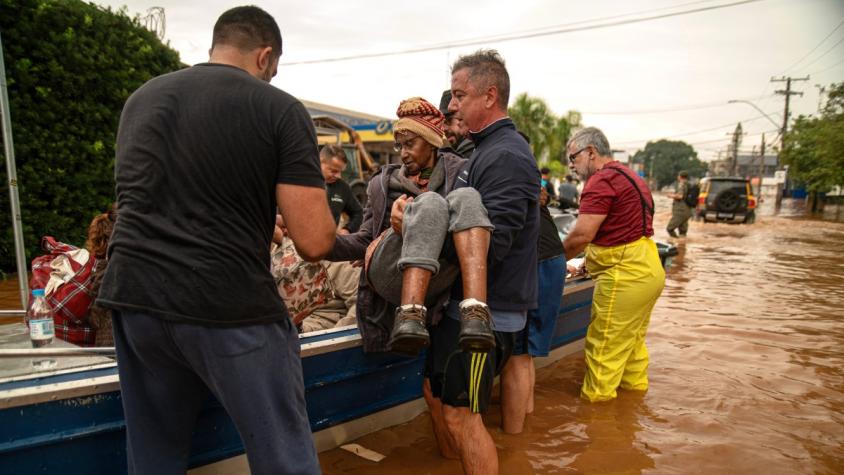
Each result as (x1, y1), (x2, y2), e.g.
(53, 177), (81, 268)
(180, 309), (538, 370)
(424, 49), (540, 474)
(563, 127), (665, 403)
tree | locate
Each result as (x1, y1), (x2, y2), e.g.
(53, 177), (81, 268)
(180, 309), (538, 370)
(631, 140), (707, 189)
(547, 111), (582, 167)
(508, 93), (581, 168)
(509, 93), (554, 160)
(780, 82), (844, 194)
(0, 0), (183, 271)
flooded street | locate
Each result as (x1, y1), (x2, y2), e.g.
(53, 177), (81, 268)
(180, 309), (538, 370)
(1, 196), (843, 473)
(319, 195), (844, 474)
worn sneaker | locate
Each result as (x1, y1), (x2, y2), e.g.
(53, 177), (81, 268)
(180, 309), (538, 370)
(387, 304), (429, 356)
(458, 299), (495, 352)
(667, 229), (678, 238)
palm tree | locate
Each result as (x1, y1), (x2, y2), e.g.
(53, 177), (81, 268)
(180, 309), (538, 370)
(509, 93), (555, 160)
(509, 93), (581, 165)
(547, 111), (582, 164)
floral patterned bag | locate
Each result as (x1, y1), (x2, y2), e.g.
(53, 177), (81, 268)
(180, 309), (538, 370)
(270, 237), (333, 325)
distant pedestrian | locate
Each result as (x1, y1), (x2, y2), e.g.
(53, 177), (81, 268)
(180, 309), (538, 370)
(667, 171), (692, 237)
(321, 143), (364, 234)
(540, 167), (557, 199)
(563, 127), (665, 403)
(558, 174), (580, 209)
(98, 6), (335, 473)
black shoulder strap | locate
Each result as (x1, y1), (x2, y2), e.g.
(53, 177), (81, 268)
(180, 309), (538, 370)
(607, 167), (654, 237)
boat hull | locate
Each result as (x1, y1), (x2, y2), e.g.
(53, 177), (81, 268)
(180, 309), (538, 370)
(0, 278), (593, 474)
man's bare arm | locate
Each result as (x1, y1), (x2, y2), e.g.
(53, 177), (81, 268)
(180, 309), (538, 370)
(563, 213), (607, 260)
(277, 184), (336, 262)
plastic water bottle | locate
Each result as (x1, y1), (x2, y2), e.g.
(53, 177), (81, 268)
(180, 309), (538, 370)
(27, 289), (57, 370)
(27, 289), (55, 347)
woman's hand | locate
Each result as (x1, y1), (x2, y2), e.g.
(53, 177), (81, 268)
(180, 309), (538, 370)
(390, 194), (413, 234)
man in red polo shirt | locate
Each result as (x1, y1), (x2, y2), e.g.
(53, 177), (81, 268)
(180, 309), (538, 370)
(562, 127), (665, 402)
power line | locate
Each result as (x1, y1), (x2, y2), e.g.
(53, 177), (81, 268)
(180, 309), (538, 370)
(798, 36), (844, 72)
(687, 129), (779, 145)
(418, 0), (730, 49)
(612, 114), (777, 145)
(582, 95), (772, 115)
(810, 57), (844, 76)
(753, 17), (841, 117)
(618, 128), (777, 155)
(780, 19), (844, 74)
(280, 0), (766, 66)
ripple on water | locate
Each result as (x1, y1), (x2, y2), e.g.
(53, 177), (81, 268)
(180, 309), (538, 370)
(5, 198), (832, 474)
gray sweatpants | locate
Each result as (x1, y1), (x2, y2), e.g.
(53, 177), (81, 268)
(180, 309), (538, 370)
(368, 187), (493, 307)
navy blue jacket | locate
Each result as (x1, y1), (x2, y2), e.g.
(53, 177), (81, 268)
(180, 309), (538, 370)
(459, 118), (540, 311)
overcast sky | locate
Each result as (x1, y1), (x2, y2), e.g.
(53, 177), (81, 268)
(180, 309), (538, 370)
(96, 0), (844, 161)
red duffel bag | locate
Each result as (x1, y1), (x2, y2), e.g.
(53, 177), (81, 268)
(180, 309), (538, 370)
(28, 236), (99, 346)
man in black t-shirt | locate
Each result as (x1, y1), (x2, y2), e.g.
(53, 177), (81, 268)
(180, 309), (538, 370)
(320, 144), (363, 233)
(97, 6), (334, 474)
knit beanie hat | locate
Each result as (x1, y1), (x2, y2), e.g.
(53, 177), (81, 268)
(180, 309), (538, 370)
(394, 97), (446, 148)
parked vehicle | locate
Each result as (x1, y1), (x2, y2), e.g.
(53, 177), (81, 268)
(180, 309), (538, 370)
(697, 177), (757, 224)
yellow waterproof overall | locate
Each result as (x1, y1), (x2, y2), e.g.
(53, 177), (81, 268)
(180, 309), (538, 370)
(581, 237), (665, 402)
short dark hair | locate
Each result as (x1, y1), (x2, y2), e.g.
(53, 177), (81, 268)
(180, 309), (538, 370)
(678, 170), (689, 179)
(451, 49), (510, 112)
(439, 89), (453, 116)
(212, 6), (282, 58)
(565, 174), (574, 182)
(540, 167), (551, 175)
(320, 144), (347, 163)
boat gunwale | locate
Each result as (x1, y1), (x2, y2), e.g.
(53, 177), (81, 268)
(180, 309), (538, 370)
(0, 277), (594, 410)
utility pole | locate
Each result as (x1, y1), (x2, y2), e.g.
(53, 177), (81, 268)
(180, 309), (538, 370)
(729, 122), (743, 176)
(771, 76), (809, 150)
(648, 153), (656, 189)
(771, 76), (807, 208)
(757, 133), (766, 198)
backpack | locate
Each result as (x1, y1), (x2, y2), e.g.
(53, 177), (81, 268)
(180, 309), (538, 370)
(28, 236), (99, 346)
(684, 183), (700, 208)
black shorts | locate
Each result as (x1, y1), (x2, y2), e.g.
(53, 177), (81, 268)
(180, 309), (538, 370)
(424, 316), (514, 413)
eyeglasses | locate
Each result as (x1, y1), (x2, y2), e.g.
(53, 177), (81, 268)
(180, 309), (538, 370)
(568, 147), (589, 164)
(393, 135), (420, 153)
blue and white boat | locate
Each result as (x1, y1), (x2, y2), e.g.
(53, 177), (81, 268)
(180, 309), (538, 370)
(0, 276), (595, 474)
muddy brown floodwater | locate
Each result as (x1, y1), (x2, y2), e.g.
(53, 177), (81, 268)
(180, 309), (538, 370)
(1, 196), (843, 474)
(318, 196), (844, 475)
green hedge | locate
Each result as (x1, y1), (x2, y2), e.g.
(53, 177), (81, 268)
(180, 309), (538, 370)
(0, 0), (183, 271)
